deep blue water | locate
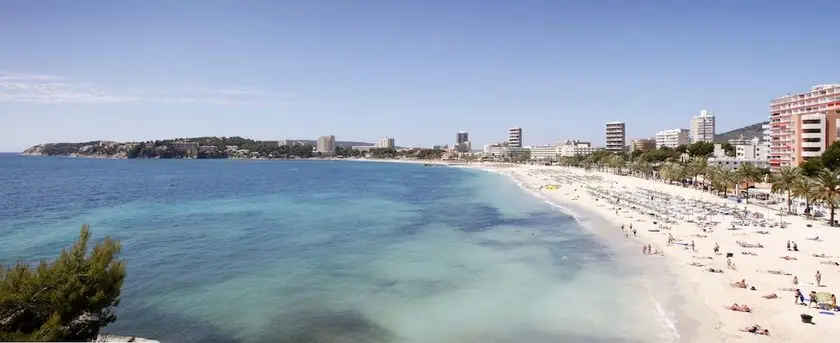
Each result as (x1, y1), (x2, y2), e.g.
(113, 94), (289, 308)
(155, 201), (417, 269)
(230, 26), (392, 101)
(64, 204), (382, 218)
(0, 156), (670, 343)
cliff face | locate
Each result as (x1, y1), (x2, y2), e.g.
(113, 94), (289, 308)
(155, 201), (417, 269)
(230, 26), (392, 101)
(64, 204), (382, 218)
(21, 142), (129, 158)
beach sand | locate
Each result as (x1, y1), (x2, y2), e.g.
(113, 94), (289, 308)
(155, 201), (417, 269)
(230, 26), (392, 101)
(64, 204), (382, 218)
(464, 163), (839, 343)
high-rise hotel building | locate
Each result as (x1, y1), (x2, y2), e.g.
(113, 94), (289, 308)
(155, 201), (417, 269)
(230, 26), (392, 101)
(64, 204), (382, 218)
(605, 121), (626, 152)
(690, 110), (716, 143)
(508, 127), (522, 148)
(316, 135), (336, 154)
(769, 84), (840, 171)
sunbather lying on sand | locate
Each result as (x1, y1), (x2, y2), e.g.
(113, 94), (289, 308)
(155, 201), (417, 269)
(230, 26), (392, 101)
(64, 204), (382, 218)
(742, 252), (758, 256)
(820, 261), (840, 266)
(806, 236), (819, 241)
(761, 270), (792, 276)
(707, 268), (723, 273)
(762, 293), (778, 299)
(689, 262), (705, 267)
(731, 279), (747, 288)
(781, 256), (798, 261)
(812, 253), (832, 258)
(727, 303), (752, 312)
(741, 325), (769, 335)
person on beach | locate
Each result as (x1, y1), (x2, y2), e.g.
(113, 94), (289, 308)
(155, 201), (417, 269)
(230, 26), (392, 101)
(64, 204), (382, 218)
(727, 257), (736, 270)
(786, 240), (791, 251)
(741, 325), (769, 335)
(690, 240), (696, 252)
(713, 242), (719, 255)
(809, 291), (819, 308)
(792, 241), (798, 251)
(794, 289), (805, 305)
(816, 270), (822, 287)
(632, 228), (636, 237)
(792, 275), (798, 286)
(642, 245), (648, 255)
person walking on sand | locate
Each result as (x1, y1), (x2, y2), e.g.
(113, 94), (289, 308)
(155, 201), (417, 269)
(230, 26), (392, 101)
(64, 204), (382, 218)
(632, 227), (636, 237)
(690, 240), (696, 252)
(792, 275), (799, 286)
(816, 270), (822, 287)
(713, 242), (719, 255)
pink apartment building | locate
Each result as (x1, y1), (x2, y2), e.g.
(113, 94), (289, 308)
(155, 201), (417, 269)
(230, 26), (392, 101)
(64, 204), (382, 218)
(769, 84), (840, 172)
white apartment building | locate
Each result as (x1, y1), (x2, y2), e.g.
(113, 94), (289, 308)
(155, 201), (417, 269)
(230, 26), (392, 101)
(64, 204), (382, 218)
(690, 110), (716, 143)
(735, 137), (769, 161)
(655, 128), (689, 148)
(708, 157), (770, 170)
(526, 145), (557, 160)
(605, 122), (626, 152)
(316, 135), (336, 154)
(376, 137), (395, 148)
(769, 84), (840, 171)
(508, 127), (523, 148)
(484, 144), (528, 158)
(558, 140), (600, 157)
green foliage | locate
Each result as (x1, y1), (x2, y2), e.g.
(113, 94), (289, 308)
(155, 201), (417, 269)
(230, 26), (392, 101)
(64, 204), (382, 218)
(686, 142), (715, 157)
(0, 225), (125, 341)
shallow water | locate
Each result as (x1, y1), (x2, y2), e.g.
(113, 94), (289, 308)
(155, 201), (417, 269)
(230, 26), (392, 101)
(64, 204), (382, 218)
(0, 156), (676, 342)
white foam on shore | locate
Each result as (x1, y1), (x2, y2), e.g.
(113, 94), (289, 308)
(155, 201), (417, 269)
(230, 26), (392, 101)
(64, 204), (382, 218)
(484, 168), (683, 343)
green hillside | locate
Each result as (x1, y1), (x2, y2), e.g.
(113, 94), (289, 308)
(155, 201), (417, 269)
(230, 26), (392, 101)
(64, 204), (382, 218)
(714, 121), (768, 143)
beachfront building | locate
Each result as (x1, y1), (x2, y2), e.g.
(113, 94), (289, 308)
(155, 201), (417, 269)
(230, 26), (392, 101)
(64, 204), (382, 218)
(558, 140), (599, 157)
(484, 144), (528, 159)
(508, 127), (522, 148)
(690, 110), (715, 143)
(605, 121), (626, 152)
(655, 129), (689, 148)
(527, 145), (558, 160)
(769, 84), (840, 171)
(708, 157), (770, 170)
(198, 146), (217, 153)
(376, 137), (395, 149)
(350, 145), (374, 152)
(316, 135), (336, 154)
(631, 138), (656, 152)
(173, 141), (199, 154)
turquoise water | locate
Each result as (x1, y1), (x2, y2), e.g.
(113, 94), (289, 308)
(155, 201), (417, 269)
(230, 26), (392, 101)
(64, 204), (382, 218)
(0, 156), (674, 343)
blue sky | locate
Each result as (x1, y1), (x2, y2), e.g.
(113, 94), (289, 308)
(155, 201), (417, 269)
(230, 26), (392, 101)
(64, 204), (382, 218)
(1, 0), (838, 152)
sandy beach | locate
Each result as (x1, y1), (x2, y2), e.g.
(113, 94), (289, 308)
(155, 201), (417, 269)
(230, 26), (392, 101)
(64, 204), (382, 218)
(463, 163), (839, 343)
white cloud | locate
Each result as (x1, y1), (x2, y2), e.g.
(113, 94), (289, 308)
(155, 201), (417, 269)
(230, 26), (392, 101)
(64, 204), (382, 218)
(0, 71), (292, 106)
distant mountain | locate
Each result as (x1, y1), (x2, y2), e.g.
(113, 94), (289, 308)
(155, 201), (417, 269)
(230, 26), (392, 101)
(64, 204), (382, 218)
(714, 121), (768, 143)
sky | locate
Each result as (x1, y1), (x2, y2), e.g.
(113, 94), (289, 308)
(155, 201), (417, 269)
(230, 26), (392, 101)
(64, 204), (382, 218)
(1, 0), (839, 152)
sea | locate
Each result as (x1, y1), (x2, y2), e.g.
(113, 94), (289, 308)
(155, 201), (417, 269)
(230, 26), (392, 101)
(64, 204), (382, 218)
(0, 155), (684, 343)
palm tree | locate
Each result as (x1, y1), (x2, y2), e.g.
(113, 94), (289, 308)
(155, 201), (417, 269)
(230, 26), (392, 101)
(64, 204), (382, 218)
(706, 166), (736, 196)
(736, 163), (762, 203)
(814, 168), (840, 226)
(608, 155), (625, 174)
(770, 166), (801, 213)
(689, 157), (709, 186)
(791, 177), (818, 218)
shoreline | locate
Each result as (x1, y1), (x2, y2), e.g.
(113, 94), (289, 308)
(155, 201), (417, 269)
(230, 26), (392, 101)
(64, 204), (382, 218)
(467, 164), (716, 343)
(461, 163), (840, 343)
